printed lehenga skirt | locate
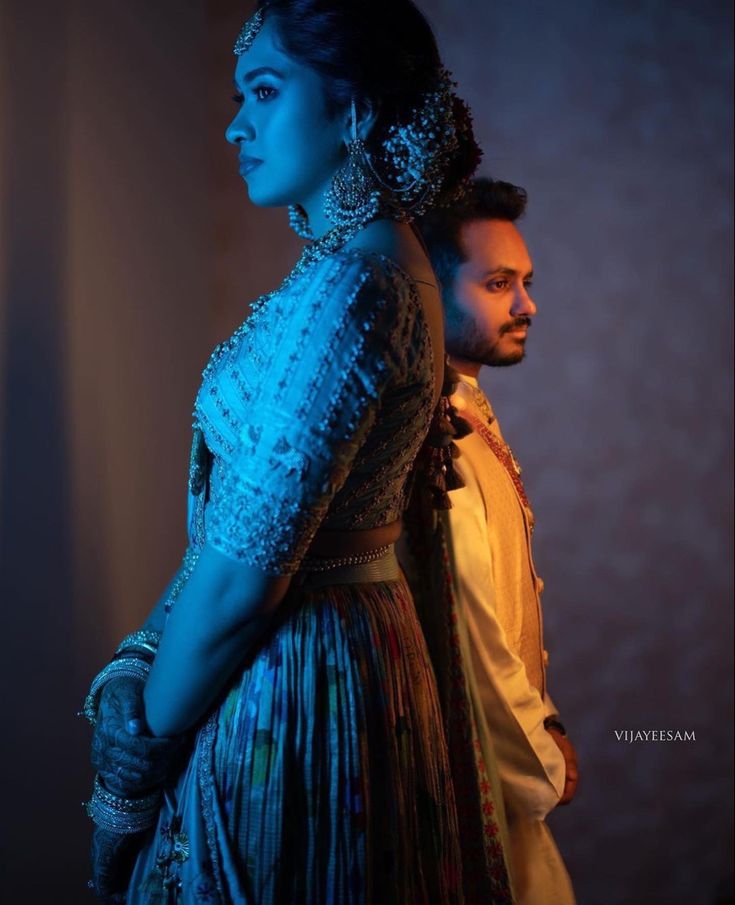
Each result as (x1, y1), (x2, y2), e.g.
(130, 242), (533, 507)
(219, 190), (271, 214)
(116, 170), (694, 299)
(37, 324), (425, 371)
(126, 576), (463, 904)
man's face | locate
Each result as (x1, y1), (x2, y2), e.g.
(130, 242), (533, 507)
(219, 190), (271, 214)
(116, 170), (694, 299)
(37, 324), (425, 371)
(444, 219), (537, 368)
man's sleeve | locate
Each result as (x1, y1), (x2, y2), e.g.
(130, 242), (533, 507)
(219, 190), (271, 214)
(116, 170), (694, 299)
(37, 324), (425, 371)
(543, 688), (559, 720)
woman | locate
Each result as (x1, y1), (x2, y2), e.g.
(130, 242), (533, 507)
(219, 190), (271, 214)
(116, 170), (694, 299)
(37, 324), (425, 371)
(84, 2), (481, 902)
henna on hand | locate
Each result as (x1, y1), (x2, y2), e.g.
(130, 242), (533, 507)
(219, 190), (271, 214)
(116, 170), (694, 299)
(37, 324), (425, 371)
(91, 676), (183, 798)
(90, 825), (139, 903)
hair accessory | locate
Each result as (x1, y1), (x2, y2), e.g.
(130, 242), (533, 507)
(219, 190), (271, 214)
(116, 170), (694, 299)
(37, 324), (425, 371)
(374, 68), (471, 217)
(323, 98), (381, 231)
(233, 6), (266, 55)
(320, 69), (476, 231)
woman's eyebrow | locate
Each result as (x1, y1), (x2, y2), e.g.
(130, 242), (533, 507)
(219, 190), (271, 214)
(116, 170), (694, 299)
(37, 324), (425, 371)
(242, 66), (285, 83)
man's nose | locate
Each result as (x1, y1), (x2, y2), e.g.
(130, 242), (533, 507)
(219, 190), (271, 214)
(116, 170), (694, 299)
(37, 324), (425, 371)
(511, 286), (537, 317)
(225, 107), (255, 145)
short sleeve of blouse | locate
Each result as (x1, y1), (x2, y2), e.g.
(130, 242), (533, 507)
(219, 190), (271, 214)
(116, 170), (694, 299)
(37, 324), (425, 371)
(204, 252), (415, 574)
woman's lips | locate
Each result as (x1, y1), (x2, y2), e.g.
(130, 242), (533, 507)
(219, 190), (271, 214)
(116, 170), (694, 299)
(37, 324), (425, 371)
(239, 156), (263, 177)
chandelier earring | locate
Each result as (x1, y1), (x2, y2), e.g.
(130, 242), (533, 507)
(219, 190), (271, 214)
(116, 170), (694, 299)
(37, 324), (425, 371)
(288, 204), (314, 240)
(323, 98), (381, 231)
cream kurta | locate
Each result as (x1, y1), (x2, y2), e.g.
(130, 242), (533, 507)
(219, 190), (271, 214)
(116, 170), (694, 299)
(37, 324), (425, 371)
(444, 375), (575, 905)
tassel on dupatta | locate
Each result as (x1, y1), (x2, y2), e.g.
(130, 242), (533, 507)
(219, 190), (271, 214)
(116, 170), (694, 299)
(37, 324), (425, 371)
(403, 359), (515, 905)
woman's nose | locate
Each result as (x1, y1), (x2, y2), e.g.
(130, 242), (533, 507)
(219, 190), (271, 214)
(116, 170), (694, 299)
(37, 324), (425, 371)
(225, 108), (255, 146)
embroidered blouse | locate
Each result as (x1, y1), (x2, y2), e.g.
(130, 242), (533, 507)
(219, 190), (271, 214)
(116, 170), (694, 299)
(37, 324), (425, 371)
(189, 248), (435, 575)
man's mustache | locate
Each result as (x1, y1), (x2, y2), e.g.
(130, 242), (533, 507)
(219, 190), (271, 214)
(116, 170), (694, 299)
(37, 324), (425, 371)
(499, 316), (532, 335)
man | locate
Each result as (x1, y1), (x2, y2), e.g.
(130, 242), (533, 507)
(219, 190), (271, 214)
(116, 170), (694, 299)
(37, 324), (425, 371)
(410, 178), (578, 904)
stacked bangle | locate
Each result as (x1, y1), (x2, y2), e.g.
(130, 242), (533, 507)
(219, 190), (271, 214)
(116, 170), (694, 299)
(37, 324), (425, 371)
(80, 630), (161, 726)
(81, 658), (152, 726)
(114, 630), (161, 660)
(85, 774), (161, 835)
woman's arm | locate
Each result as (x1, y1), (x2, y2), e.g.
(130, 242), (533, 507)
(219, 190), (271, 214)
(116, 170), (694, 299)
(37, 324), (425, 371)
(89, 548), (217, 795)
(143, 542), (291, 737)
(140, 582), (174, 635)
(140, 548), (196, 635)
(144, 256), (415, 737)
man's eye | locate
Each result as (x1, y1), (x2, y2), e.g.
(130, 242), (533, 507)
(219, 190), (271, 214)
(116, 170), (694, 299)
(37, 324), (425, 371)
(523, 280), (534, 290)
(487, 280), (508, 292)
(253, 85), (277, 101)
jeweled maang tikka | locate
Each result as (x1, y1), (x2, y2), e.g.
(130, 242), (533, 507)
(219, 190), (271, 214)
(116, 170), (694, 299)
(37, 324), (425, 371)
(231, 5), (476, 236)
(234, 6), (266, 55)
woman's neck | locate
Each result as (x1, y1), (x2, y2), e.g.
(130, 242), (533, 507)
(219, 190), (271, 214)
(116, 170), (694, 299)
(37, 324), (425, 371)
(300, 184), (332, 238)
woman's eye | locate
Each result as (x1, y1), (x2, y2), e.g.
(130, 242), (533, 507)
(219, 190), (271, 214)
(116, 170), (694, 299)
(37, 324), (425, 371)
(253, 85), (277, 101)
(231, 93), (244, 105)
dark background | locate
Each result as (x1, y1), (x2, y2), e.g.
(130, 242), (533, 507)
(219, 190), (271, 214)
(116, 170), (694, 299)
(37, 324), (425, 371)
(0, 1), (732, 902)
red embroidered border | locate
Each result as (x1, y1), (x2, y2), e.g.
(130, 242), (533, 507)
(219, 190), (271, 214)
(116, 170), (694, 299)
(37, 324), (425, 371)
(464, 412), (532, 513)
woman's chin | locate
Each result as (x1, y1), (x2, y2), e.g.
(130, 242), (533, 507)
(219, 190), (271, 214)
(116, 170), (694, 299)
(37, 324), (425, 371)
(244, 181), (291, 209)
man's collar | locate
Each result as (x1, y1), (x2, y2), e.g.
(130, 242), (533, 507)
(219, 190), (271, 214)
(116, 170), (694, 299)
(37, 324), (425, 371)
(457, 372), (480, 389)
(455, 373), (495, 424)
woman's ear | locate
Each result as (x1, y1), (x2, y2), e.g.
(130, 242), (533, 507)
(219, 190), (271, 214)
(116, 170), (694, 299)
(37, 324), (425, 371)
(357, 98), (379, 141)
(341, 97), (380, 144)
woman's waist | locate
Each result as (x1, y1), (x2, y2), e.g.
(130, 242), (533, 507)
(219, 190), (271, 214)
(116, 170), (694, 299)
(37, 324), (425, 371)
(298, 545), (402, 589)
(306, 519), (402, 559)
(297, 520), (403, 587)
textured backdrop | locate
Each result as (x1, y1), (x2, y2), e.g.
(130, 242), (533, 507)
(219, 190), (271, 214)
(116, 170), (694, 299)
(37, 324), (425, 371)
(0, 1), (732, 902)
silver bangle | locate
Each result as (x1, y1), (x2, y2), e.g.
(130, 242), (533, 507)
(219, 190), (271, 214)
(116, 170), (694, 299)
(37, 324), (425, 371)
(81, 657), (151, 726)
(115, 629), (161, 658)
(92, 775), (159, 812)
(85, 775), (160, 834)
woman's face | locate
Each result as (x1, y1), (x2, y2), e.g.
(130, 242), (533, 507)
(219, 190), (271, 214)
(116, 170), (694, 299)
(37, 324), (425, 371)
(226, 18), (347, 210)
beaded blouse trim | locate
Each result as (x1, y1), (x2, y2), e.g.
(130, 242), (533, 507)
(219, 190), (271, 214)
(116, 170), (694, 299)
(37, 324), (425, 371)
(187, 248), (436, 575)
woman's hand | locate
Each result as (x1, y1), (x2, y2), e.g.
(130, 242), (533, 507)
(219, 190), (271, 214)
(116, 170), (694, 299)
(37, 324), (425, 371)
(91, 676), (183, 797)
(89, 826), (140, 904)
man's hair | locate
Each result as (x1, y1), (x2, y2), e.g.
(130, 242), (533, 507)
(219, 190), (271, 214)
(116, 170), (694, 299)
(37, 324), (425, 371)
(419, 177), (528, 290)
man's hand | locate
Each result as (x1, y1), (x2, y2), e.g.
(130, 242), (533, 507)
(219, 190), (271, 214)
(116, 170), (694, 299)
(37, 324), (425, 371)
(547, 729), (579, 805)
(91, 676), (182, 798)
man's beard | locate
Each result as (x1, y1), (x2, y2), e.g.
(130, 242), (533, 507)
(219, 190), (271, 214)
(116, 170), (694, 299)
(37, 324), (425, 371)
(447, 316), (532, 368)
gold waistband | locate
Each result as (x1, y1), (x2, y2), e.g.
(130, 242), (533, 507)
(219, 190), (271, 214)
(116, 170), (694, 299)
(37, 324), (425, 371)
(298, 546), (400, 589)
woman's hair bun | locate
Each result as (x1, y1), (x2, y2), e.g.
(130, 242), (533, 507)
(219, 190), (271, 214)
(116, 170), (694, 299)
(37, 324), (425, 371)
(259, 0), (481, 211)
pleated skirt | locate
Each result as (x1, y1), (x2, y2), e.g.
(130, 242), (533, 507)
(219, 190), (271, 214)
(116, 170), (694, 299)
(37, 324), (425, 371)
(126, 576), (463, 904)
